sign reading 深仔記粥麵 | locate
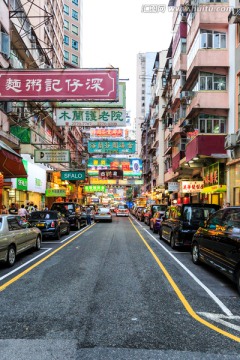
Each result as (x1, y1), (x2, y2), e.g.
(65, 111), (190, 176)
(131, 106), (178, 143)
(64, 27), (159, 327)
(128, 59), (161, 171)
(0, 69), (118, 101)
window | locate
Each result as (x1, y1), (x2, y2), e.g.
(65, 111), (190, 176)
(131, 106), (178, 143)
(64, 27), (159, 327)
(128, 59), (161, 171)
(8, 218), (22, 231)
(72, 40), (78, 50)
(72, 9), (78, 20)
(197, 114), (226, 134)
(200, 29), (226, 49)
(72, 54), (78, 65)
(72, 24), (78, 35)
(64, 35), (69, 46)
(72, 0), (78, 4)
(64, 50), (69, 61)
(64, 4), (69, 15)
(64, 20), (69, 30)
(199, 72), (226, 91)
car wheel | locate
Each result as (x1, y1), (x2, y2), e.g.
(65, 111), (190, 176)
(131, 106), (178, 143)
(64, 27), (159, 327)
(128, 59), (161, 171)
(192, 242), (200, 264)
(7, 245), (16, 267)
(35, 235), (41, 250)
(77, 220), (81, 230)
(55, 229), (61, 240)
(236, 269), (240, 295)
(66, 226), (70, 235)
(170, 233), (175, 249)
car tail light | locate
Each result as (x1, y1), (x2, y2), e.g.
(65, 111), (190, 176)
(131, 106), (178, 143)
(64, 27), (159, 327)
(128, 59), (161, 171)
(51, 221), (55, 228)
(95, 211), (99, 215)
(107, 212), (111, 215)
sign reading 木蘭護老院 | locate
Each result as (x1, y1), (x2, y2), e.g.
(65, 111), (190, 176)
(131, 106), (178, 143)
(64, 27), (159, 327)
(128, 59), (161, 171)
(61, 171), (85, 181)
(55, 108), (126, 127)
(34, 150), (70, 163)
(88, 140), (136, 154)
(55, 82), (126, 108)
(0, 69), (118, 101)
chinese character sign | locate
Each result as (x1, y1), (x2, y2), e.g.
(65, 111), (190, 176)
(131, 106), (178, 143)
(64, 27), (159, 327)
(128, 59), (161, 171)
(203, 163), (224, 187)
(0, 69), (118, 101)
(98, 170), (123, 180)
(84, 185), (106, 193)
(87, 158), (142, 177)
(181, 181), (204, 193)
(88, 141), (136, 154)
(55, 108), (126, 127)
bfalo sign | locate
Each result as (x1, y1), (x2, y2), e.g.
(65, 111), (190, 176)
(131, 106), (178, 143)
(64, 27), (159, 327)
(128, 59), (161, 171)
(0, 69), (118, 101)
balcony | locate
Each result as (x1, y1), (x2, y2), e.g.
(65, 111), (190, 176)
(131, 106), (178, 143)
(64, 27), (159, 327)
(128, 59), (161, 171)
(186, 91), (228, 118)
(185, 134), (226, 162)
(187, 49), (228, 80)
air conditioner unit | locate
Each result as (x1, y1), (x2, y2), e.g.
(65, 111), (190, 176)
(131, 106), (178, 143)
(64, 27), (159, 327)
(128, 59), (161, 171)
(228, 8), (240, 24)
(224, 134), (237, 150)
(167, 140), (173, 147)
(180, 91), (195, 99)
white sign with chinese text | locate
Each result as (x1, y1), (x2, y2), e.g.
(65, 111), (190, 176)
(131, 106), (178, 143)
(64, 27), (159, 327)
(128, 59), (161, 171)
(55, 108), (126, 127)
(168, 182), (180, 192)
(181, 181), (204, 193)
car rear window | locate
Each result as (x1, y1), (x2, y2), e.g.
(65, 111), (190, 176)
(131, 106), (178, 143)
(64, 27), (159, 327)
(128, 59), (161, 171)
(183, 206), (217, 222)
(118, 205), (128, 210)
(29, 212), (57, 220)
(152, 205), (166, 212)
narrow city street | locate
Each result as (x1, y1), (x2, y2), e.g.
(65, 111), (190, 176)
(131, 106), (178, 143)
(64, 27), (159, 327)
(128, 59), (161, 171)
(0, 216), (239, 360)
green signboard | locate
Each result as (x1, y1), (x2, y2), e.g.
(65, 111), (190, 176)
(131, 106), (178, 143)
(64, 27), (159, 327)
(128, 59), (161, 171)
(17, 159), (28, 190)
(45, 189), (66, 197)
(84, 185), (106, 193)
(88, 140), (136, 154)
(61, 171), (85, 181)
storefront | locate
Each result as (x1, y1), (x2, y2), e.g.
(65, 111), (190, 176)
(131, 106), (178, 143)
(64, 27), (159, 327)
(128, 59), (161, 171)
(227, 159), (240, 206)
(201, 162), (226, 207)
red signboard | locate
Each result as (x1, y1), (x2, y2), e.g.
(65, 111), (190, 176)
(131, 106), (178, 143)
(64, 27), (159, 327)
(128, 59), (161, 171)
(0, 69), (119, 101)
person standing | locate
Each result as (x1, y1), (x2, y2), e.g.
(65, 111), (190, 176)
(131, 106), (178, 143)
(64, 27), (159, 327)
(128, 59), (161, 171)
(2, 205), (8, 214)
(18, 204), (28, 218)
(9, 203), (18, 214)
(86, 205), (92, 225)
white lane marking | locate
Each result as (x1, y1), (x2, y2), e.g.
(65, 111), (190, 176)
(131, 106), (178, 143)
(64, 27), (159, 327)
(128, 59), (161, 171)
(131, 216), (233, 316)
(199, 313), (240, 332)
(0, 248), (52, 281)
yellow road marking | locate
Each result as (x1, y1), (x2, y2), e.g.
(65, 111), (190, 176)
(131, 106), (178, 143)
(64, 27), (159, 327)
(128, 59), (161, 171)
(0, 224), (95, 292)
(129, 217), (240, 343)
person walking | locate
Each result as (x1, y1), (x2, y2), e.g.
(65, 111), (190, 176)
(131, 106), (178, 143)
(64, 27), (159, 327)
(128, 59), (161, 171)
(2, 205), (8, 214)
(86, 205), (92, 225)
(18, 204), (28, 218)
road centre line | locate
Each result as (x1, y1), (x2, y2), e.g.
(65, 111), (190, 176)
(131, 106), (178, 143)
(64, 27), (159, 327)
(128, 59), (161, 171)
(0, 223), (95, 292)
(129, 217), (240, 343)
(131, 216), (232, 316)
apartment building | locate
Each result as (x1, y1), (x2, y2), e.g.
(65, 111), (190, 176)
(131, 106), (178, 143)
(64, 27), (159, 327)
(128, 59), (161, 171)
(0, 0), (84, 208)
(160, 0), (230, 207)
(136, 52), (156, 157)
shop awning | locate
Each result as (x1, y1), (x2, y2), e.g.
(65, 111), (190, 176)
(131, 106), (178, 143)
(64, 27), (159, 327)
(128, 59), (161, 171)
(0, 141), (27, 178)
(201, 185), (227, 194)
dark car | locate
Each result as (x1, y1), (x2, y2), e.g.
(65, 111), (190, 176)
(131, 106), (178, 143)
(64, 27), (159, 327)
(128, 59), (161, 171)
(136, 207), (147, 222)
(50, 202), (86, 230)
(149, 211), (164, 233)
(191, 207), (240, 294)
(144, 204), (167, 226)
(160, 203), (220, 249)
(28, 211), (70, 240)
(134, 206), (145, 219)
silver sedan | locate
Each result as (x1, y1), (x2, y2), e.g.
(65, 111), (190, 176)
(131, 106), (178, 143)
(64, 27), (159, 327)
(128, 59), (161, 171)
(94, 207), (112, 222)
(0, 215), (42, 267)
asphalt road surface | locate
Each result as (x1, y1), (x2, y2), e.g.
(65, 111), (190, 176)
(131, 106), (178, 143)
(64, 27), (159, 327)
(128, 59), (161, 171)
(0, 215), (239, 360)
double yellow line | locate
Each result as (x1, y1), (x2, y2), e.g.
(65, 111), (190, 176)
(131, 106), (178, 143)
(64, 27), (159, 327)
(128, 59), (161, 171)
(129, 217), (240, 343)
(0, 224), (95, 292)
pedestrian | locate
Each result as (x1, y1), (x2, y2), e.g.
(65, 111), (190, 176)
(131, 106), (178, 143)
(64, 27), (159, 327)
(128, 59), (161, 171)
(33, 204), (38, 211)
(43, 205), (48, 211)
(28, 202), (35, 214)
(223, 202), (230, 208)
(2, 205), (8, 214)
(8, 203), (18, 214)
(18, 204), (28, 218)
(86, 205), (92, 225)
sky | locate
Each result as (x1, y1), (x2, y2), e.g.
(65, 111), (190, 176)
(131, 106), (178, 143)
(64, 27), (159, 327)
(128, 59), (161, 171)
(82, 0), (173, 119)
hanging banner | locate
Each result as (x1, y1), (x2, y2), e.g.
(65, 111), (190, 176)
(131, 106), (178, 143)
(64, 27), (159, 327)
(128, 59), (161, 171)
(88, 140), (136, 154)
(61, 171), (85, 181)
(0, 69), (118, 101)
(55, 108), (126, 127)
(88, 158), (142, 177)
(34, 150), (70, 163)
(90, 128), (128, 138)
(98, 170), (123, 180)
(84, 185), (106, 193)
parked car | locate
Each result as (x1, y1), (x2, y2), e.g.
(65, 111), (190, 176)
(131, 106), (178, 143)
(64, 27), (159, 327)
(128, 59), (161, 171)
(0, 215), (42, 267)
(28, 211), (70, 240)
(144, 205), (167, 226)
(160, 203), (220, 249)
(50, 202), (86, 230)
(116, 204), (129, 217)
(136, 207), (147, 222)
(149, 211), (164, 233)
(134, 206), (145, 219)
(192, 206), (240, 294)
(94, 207), (112, 222)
